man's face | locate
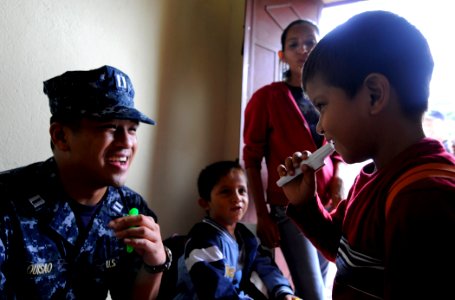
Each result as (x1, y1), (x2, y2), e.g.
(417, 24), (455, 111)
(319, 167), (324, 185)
(65, 118), (139, 188)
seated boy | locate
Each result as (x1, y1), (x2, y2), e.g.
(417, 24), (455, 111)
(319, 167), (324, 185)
(173, 160), (296, 300)
(277, 10), (455, 300)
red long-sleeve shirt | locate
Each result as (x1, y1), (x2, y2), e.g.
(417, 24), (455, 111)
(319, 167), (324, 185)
(288, 138), (455, 299)
(243, 82), (342, 206)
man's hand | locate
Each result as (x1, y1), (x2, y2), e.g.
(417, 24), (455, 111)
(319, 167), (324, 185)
(109, 213), (166, 267)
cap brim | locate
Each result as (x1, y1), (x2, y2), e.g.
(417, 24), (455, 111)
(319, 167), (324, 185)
(87, 106), (156, 125)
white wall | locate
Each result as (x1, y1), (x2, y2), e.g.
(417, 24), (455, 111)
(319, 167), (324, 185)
(0, 0), (245, 238)
(0, 0), (162, 170)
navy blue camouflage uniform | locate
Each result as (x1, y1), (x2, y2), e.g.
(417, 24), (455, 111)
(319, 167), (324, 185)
(0, 158), (157, 299)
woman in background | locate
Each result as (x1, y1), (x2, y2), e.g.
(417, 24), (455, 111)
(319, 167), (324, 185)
(242, 19), (344, 300)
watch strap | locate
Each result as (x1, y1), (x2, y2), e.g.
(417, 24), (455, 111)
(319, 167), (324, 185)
(143, 246), (172, 274)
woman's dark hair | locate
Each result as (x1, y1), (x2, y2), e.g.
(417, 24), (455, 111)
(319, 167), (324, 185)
(281, 19), (319, 51)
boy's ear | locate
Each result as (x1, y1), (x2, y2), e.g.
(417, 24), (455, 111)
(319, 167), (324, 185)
(364, 73), (390, 115)
(278, 50), (284, 61)
(198, 198), (210, 210)
(49, 123), (70, 151)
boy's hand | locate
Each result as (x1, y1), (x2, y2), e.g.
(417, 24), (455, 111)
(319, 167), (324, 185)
(109, 214), (166, 267)
(277, 150), (317, 206)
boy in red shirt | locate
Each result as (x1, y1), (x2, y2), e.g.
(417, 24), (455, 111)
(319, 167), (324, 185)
(278, 10), (455, 300)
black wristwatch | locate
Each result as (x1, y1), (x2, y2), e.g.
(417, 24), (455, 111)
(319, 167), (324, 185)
(143, 246), (172, 274)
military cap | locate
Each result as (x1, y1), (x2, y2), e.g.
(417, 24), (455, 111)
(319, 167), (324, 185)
(43, 65), (155, 125)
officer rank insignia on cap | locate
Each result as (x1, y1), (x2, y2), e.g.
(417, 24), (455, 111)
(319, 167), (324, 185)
(43, 65), (156, 125)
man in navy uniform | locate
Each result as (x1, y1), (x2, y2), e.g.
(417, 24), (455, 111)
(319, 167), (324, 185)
(0, 65), (171, 299)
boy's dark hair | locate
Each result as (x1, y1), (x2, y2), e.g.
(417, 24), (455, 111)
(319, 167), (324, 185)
(197, 159), (244, 201)
(302, 10), (434, 120)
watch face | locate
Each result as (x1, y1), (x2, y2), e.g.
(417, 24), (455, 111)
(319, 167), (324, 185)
(163, 246), (173, 269)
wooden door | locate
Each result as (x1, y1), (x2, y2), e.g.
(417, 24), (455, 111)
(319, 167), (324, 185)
(244, 0), (321, 101)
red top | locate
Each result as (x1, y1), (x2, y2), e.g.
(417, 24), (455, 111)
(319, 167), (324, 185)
(243, 82), (342, 206)
(288, 138), (455, 299)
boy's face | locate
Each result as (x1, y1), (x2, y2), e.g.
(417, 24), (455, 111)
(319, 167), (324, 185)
(201, 169), (248, 231)
(306, 75), (374, 164)
(63, 118), (139, 188)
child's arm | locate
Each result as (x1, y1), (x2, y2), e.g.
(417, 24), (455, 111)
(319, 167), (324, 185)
(251, 241), (295, 299)
(277, 150), (345, 261)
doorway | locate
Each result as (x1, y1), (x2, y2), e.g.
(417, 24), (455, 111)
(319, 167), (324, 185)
(239, 0), (322, 223)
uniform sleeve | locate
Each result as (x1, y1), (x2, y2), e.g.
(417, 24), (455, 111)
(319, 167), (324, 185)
(184, 236), (252, 300)
(0, 228), (7, 298)
(137, 196), (158, 222)
(0, 212), (16, 299)
(122, 188), (158, 222)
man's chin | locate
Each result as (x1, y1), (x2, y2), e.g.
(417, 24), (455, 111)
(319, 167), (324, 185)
(109, 176), (128, 188)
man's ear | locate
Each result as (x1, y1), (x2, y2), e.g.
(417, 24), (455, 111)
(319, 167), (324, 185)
(49, 123), (70, 151)
(198, 198), (210, 210)
(364, 73), (390, 115)
(278, 50), (284, 61)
